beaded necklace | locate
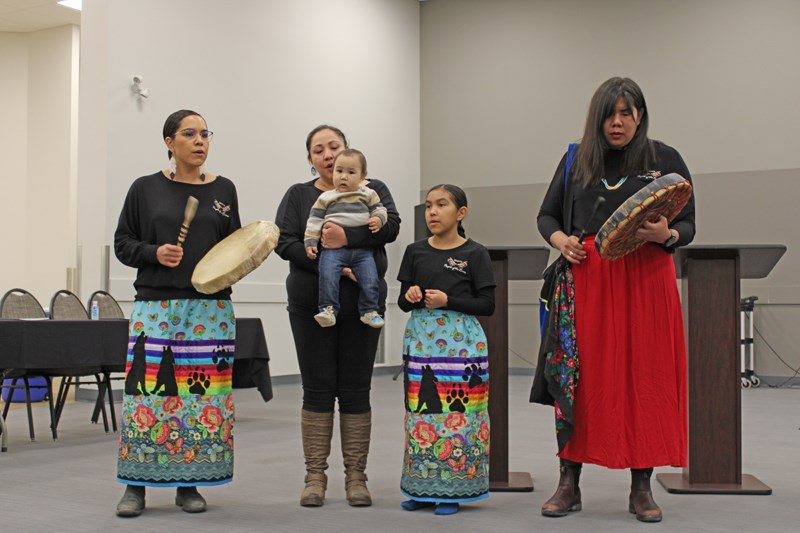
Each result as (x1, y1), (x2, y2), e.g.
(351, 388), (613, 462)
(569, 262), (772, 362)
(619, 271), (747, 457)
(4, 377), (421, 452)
(601, 176), (628, 190)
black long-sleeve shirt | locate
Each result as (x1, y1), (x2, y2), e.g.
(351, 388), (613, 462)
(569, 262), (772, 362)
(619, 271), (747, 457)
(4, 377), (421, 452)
(275, 178), (400, 317)
(537, 142), (695, 249)
(397, 238), (496, 316)
(114, 171), (241, 300)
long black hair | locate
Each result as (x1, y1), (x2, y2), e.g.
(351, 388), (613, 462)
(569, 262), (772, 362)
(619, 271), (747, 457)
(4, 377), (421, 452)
(427, 184), (468, 238)
(163, 109), (204, 159)
(573, 77), (656, 187)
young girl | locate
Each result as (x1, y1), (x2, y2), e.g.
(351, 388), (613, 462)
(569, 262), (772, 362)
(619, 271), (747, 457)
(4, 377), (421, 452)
(398, 184), (496, 515)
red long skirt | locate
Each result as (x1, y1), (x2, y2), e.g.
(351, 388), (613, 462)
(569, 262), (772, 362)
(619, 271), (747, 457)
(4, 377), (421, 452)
(560, 236), (687, 469)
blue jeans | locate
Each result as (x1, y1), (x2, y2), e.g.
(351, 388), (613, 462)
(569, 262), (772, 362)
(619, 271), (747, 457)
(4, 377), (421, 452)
(318, 247), (380, 316)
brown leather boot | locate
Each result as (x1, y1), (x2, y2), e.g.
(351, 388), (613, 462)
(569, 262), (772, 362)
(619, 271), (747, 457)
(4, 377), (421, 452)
(340, 411), (372, 507)
(299, 409), (334, 507)
(541, 459), (582, 517)
(629, 468), (662, 522)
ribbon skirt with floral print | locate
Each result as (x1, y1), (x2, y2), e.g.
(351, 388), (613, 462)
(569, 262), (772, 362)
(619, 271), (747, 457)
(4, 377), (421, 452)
(401, 308), (490, 503)
(117, 299), (235, 487)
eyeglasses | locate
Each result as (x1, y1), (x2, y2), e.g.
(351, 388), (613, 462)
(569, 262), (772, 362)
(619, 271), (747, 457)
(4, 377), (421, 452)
(175, 128), (214, 141)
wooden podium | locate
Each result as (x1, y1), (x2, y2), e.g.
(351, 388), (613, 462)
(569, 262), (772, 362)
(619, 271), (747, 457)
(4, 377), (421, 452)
(478, 246), (550, 492)
(657, 245), (785, 495)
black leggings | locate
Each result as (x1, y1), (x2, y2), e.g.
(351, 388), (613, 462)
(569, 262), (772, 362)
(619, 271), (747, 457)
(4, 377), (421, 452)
(289, 313), (380, 414)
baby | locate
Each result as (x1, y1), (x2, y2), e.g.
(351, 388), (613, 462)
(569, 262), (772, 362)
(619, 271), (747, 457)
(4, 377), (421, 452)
(305, 149), (387, 328)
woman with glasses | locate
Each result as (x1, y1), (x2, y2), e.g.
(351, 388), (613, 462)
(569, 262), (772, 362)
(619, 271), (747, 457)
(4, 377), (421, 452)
(113, 109), (241, 517)
(275, 125), (400, 507)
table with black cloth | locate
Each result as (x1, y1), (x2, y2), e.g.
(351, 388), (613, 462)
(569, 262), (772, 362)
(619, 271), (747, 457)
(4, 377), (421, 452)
(0, 317), (272, 450)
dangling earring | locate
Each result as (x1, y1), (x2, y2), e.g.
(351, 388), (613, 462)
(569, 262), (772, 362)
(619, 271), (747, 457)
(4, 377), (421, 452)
(310, 166), (317, 177)
(168, 156), (177, 179)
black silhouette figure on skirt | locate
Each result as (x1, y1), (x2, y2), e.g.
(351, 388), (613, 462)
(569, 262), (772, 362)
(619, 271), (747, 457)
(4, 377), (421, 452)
(416, 365), (443, 414)
(125, 332), (149, 396)
(151, 345), (178, 396)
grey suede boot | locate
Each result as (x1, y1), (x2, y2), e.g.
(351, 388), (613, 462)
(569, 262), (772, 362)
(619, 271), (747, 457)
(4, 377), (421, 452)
(340, 411), (372, 506)
(175, 486), (207, 513)
(115, 485), (145, 517)
(300, 409), (334, 507)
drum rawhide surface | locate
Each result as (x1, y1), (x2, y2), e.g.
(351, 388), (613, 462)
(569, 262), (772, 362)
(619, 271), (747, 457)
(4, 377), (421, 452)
(192, 220), (280, 294)
(595, 173), (692, 261)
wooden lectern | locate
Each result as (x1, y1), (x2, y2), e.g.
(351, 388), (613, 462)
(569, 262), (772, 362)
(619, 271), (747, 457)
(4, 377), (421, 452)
(479, 246), (550, 492)
(657, 245), (785, 495)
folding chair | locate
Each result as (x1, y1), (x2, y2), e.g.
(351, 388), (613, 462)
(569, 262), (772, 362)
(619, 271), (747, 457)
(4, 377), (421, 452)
(0, 288), (57, 441)
(86, 290), (126, 430)
(49, 290), (112, 433)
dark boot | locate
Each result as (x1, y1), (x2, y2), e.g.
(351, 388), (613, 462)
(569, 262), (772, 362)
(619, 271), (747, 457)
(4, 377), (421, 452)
(175, 486), (207, 513)
(629, 468), (662, 522)
(340, 411), (372, 507)
(300, 409), (334, 507)
(541, 459), (582, 517)
(115, 485), (145, 517)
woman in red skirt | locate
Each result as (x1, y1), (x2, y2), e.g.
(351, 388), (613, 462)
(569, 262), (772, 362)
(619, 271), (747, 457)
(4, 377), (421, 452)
(536, 77), (695, 522)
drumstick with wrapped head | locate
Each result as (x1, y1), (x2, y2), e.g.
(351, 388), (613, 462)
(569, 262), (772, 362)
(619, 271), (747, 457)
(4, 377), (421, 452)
(578, 196), (606, 243)
(177, 196), (199, 247)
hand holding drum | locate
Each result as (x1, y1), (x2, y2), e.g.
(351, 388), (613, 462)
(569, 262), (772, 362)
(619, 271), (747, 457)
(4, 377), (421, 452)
(594, 173), (692, 260)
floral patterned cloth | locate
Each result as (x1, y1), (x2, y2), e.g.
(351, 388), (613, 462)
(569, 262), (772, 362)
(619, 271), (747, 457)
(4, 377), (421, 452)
(117, 299), (235, 487)
(542, 259), (578, 453)
(401, 309), (490, 503)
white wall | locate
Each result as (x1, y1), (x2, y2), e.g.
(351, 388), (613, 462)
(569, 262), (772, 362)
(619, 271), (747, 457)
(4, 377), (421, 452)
(27, 25), (80, 299)
(421, 0), (800, 188)
(0, 33), (29, 289)
(0, 26), (79, 304)
(76, 0), (107, 304)
(79, 0), (421, 376)
(21, 0), (797, 379)
(420, 0), (800, 377)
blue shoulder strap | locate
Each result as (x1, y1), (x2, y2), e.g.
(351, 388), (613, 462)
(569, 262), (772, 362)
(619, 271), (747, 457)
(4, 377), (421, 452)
(539, 142), (579, 335)
(564, 143), (578, 191)
(563, 143), (578, 234)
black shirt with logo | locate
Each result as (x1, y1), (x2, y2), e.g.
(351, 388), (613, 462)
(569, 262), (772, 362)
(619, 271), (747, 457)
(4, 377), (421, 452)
(538, 141), (695, 248)
(397, 238), (496, 316)
(114, 171), (241, 300)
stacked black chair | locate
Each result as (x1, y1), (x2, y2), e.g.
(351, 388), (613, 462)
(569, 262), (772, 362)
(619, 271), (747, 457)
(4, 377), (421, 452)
(0, 288), (57, 441)
(49, 289), (113, 433)
(86, 290), (126, 430)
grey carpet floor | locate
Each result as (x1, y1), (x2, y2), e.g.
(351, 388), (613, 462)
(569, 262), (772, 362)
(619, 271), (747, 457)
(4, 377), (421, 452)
(1, 373), (798, 533)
